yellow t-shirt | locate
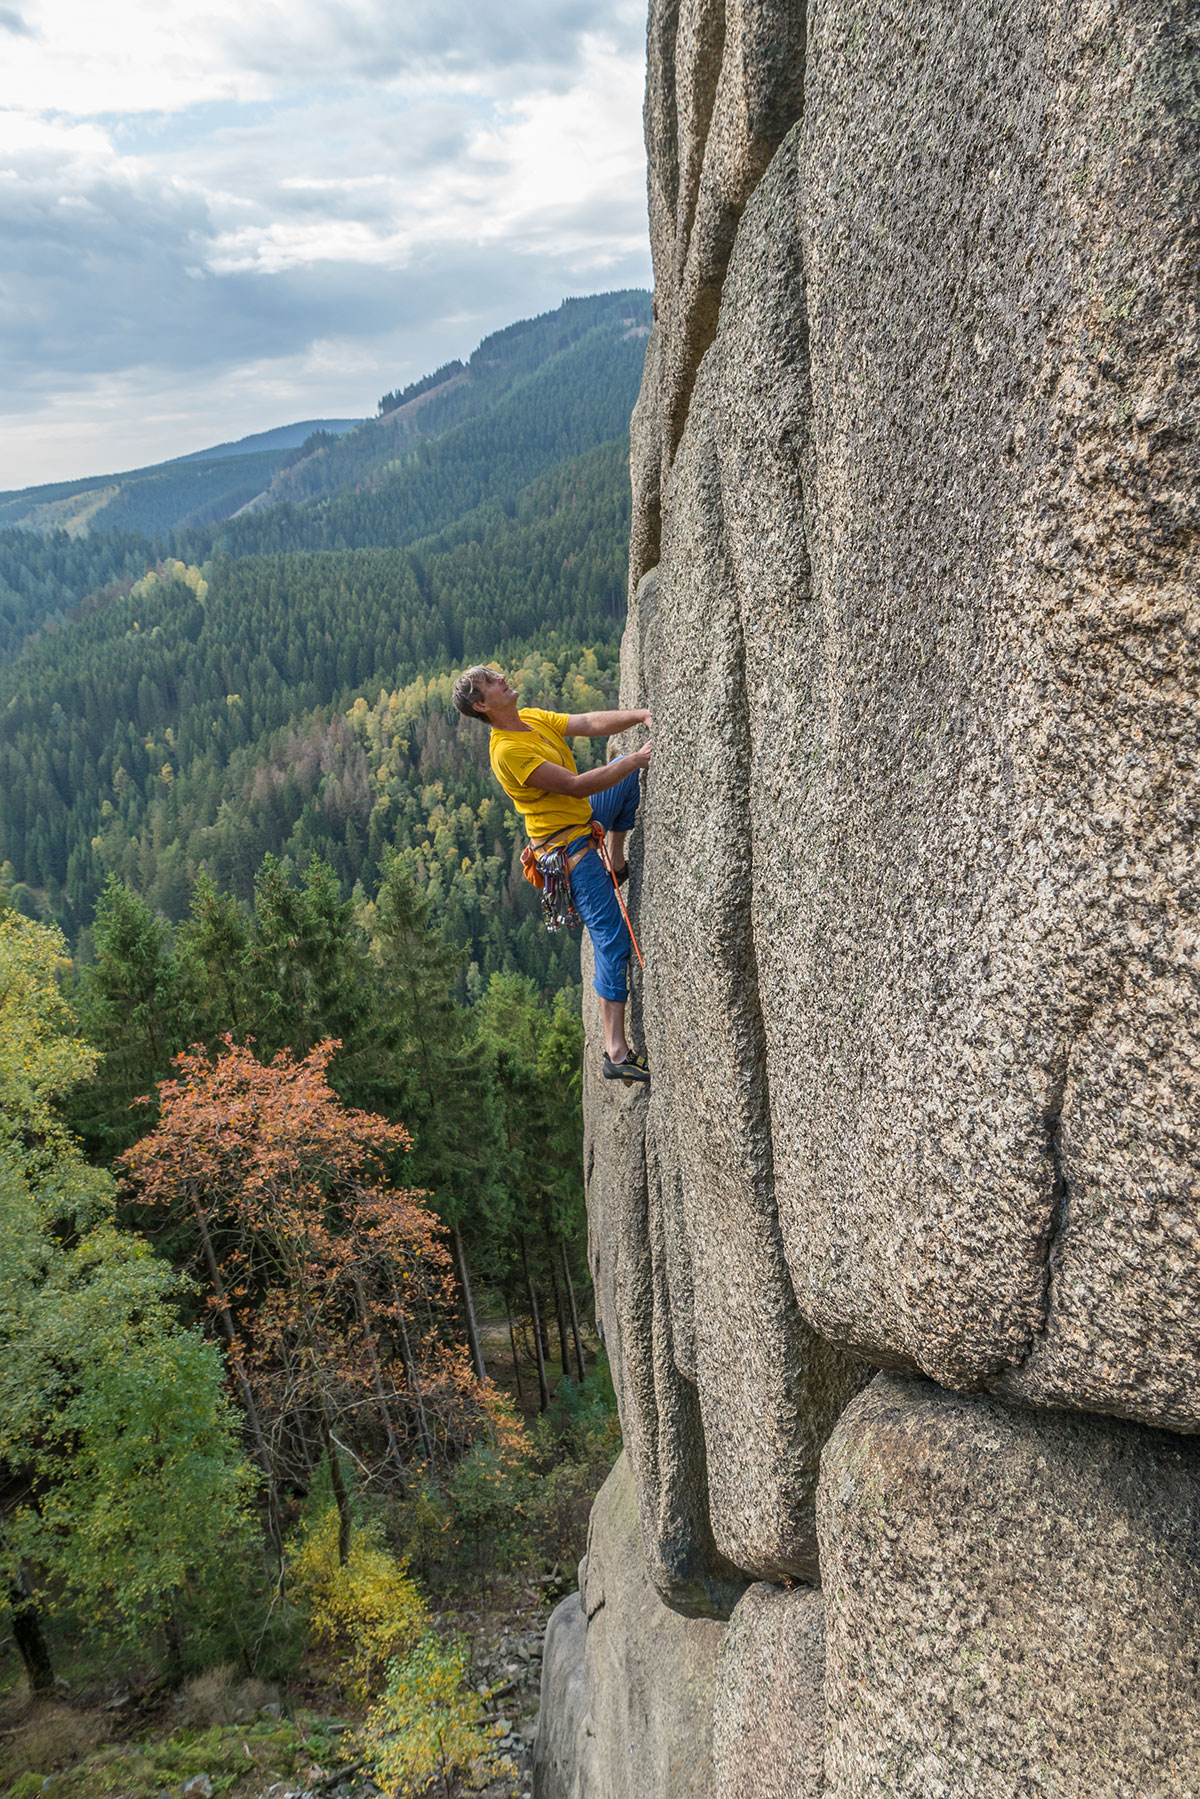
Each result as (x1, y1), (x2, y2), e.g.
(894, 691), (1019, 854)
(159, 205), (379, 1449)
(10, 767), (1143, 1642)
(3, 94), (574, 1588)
(489, 708), (593, 843)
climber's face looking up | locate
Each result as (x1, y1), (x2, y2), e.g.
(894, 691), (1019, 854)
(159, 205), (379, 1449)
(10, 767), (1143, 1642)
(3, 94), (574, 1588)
(474, 669), (515, 719)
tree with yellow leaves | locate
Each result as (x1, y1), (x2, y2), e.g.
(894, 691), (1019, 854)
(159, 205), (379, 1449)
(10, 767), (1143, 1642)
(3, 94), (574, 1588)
(363, 1628), (505, 1799)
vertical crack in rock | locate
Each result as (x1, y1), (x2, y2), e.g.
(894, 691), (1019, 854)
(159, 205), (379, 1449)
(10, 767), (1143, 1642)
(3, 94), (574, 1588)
(1035, 1069), (1069, 1342)
(648, 1098), (700, 1382)
(993, 1055), (1074, 1387)
(729, 604), (869, 1557)
(583, 980), (747, 1618)
(662, 0), (809, 470)
(645, 0), (682, 276)
(620, 570), (702, 1391)
(670, 0), (728, 284)
(631, 0), (811, 598)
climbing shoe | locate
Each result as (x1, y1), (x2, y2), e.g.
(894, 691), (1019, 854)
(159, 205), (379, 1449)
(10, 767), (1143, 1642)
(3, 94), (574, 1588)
(603, 1049), (650, 1085)
(612, 863), (630, 887)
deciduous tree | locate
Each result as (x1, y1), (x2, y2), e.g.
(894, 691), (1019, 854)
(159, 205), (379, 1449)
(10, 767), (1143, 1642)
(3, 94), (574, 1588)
(0, 914), (254, 1676)
(120, 1037), (495, 1555)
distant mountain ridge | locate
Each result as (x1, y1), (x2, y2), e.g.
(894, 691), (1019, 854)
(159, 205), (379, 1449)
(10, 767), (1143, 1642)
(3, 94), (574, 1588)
(167, 418), (361, 463)
(0, 448), (291, 542)
(0, 292), (650, 542)
(0, 425), (358, 527)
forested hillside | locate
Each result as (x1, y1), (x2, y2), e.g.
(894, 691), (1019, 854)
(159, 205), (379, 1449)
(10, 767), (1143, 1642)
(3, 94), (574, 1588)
(0, 291), (645, 1782)
(195, 304), (649, 556)
(253, 291), (649, 512)
(1, 447), (290, 542)
(0, 434), (629, 986)
(0, 528), (156, 664)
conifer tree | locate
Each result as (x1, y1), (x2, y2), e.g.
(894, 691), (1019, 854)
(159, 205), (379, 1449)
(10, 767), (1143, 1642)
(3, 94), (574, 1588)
(65, 876), (185, 1156)
(369, 853), (507, 1379)
(249, 854), (372, 1060)
(175, 870), (256, 1044)
(473, 974), (589, 1401)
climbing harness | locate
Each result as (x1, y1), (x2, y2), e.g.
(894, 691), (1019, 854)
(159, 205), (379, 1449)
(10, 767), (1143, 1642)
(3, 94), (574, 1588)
(521, 820), (645, 966)
(522, 821), (603, 932)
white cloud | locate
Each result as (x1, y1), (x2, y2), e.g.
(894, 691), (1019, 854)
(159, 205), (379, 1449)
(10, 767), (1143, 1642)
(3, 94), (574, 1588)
(2, 0), (267, 113)
(0, 0), (651, 489)
(199, 38), (646, 275)
(223, 0), (644, 93)
(1, 0), (645, 114)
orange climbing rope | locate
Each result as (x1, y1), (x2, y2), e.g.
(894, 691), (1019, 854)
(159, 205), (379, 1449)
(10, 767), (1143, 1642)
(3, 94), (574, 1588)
(598, 836), (645, 970)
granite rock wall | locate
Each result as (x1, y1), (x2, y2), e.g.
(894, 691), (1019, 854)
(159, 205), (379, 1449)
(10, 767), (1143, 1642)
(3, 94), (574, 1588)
(536, 0), (1200, 1792)
(534, 1455), (726, 1799)
(820, 1375), (1200, 1797)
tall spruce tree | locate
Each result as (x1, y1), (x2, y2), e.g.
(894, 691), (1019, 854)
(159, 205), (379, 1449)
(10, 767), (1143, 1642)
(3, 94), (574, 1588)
(369, 853), (506, 1379)
(65, 876), (185, 1156)
(472, 973), (588, 1402)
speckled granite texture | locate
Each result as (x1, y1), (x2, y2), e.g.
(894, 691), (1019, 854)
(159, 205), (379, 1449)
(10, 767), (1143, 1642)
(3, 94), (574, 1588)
(582, 966), (748, 1618)
(712, 1583), (825, 1799)
(533, 1592), (593, 1799)
(633, 0), (809, 594)
(820, 1375), (1200, 1797)
(621, 570), (871, 1583)
(642, 0), (1200, 1429)
(550, 0), (1200, 1791)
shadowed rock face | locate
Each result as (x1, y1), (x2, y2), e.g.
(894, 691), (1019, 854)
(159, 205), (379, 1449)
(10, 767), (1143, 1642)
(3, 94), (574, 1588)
(583, 1000), (748, 1616)
(533, 1455), (727, 1799)
(533, 1592), (593, 1799)
(583, 959), (750, 1617)
(622, 567), (872, 1584)
(633, 0), (810, 594)
(820, 1375), (1200, 1797)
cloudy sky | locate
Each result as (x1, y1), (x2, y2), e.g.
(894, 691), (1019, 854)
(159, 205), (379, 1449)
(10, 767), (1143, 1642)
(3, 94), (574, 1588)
(0, 0), (652, 490)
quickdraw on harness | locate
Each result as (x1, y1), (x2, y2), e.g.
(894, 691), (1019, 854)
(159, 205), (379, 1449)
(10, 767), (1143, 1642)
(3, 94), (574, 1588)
(520, 820), (644, 967)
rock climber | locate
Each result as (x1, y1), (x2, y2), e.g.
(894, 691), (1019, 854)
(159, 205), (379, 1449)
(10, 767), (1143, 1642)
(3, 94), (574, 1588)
(451, 665), (652, 1085)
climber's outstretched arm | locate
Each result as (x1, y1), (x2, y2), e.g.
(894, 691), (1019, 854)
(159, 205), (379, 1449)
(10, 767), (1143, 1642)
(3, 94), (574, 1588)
(564, 707), (652, 736)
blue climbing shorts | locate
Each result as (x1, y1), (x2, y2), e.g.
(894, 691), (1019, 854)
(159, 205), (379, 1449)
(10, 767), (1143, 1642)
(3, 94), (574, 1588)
(567, 771), (640, 1003)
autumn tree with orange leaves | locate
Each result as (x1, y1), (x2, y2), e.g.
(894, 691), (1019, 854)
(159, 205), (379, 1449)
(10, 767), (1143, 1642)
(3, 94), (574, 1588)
(120, 1037), (500, 1559)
